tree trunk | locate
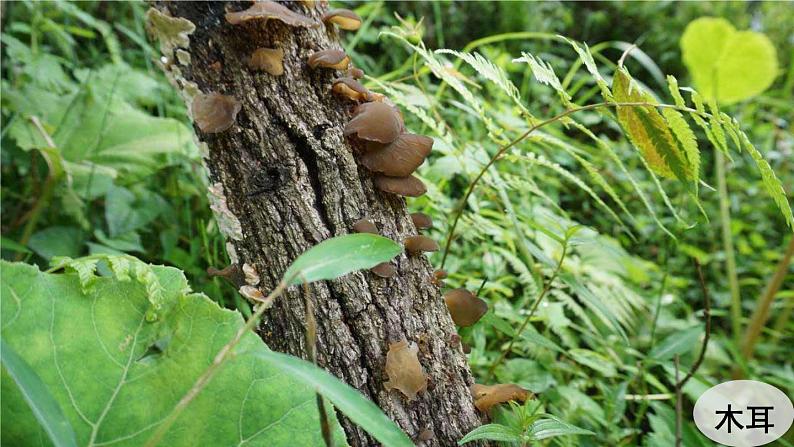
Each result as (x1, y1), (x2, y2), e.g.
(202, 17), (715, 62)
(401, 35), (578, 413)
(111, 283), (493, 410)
(149, 2), (483, 445)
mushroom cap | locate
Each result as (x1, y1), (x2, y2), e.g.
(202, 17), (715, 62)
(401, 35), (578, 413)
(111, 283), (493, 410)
(371, 262), (397, 278)
(410, 212), (433, 230)
(433, 269), (448, 280)
(373, 175), (426, 197)
(384, 340), (427, 401)
(360, 133), (433, 177)
(307, 49), (350, 70)
(344, 102), (404, 143)
(225, 1), (317, 27)
(192, 92), (241, 134)
(322, 9), (362, 30)
(352, 218), (377, 234)
(470, 383), (530, 413)
(348, 67), (365, 79)
(404, 235), (440, 254)
(444, 288), (488, 327)
(248, 47), (284, 76)
(332, 77), (370, 102)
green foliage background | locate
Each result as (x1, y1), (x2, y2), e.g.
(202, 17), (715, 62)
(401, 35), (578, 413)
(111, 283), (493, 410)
(2, 1), (792, 446)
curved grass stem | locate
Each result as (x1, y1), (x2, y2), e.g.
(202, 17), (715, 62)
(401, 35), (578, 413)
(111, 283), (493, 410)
(439, 101), (709, 270)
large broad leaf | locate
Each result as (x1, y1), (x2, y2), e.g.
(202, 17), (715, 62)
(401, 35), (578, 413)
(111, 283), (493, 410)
(612, 68), (692, 183)
(0, 261), (355, 446)
(0, 339), (77, 447)
(5, 82), (195, 184)
(283, 234), (402, 285)
(681, 17), (778, 105)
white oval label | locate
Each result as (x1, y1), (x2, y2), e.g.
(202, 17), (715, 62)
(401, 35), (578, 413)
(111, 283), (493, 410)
(693, 380), (793, 446)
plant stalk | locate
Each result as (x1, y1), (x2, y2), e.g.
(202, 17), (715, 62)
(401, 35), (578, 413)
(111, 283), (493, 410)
(741, 236), (794, 358)
(715, 149), (742, 346)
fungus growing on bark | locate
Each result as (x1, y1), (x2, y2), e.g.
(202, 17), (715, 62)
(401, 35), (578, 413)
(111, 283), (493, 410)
(343, 102), (404, 143)
(404, 235), (440, 254)
(192, 92), (241, 134)
(307, 49), (350, 70)
(332, 77), (370, 102)
(444, 288), (488, 327)
(348, 66), (365, 79)
(207, 264), (244, 287)
(242, 263), (260, 286)
(371, 262), (397, 278)
(384, 340), (427, 400)
(225, 1), (317, 27)
(470, 383), (530, 414)
(248, 47), (284, 76)
(322, 9), (362, 31)
(431, 268), (447, 286)
(360, 133), (433, 177)
(417, 428), (434, 443)
(352, 218), (377, 234)
(373, 174), (426, 197)
(411, 212), (433, 230)
(239, 285), (265, 303)
(449, 333), (471, 353)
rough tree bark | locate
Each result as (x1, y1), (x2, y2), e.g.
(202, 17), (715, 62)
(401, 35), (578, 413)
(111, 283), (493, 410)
(149, 2), (483, 445)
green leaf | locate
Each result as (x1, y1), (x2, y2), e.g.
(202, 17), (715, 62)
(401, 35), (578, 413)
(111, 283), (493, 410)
(253, 350), (413, 447)
(529, 415), (594, 440)
(649, 326), (702, 361)
(661, 108), (700, 185)
(283, 234), (402, 285)
(680, 17), (778, 105)
(612, 68), (692, 183)
(1, 338), (78, 447)
(458, 423), (523, 445)
(1, 260), (351, 446)
(105, 186), (168, 238)
(28, 226), (84, 260)
(1, 237), (32, 254)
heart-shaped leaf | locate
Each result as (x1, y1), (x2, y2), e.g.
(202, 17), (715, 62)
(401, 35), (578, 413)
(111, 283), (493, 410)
(681, 17), (778, 105)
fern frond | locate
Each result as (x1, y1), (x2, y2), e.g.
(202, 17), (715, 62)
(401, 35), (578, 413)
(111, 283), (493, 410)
(436, 49), (531, 115)
(568, 121), (676, 238)
(731, 123), (794, 230)
(382, 31), (504, 139)
(68, 258), (99, 294)
(613, 68), (692, 185)
(707, 101), (729, 155)
(534, 132), (636, 224)
(513, 52), (573, 107)
(561, 37), (613, 101)
(108, 256), (131, 282)
(661, 108), (701, 186)
(134, 262), (165, 321)
(665, 75), (687, 108)
(508, 152), (627, 231)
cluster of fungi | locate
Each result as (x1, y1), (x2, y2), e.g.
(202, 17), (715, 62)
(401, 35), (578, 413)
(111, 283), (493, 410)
(192, 0), (529, 422)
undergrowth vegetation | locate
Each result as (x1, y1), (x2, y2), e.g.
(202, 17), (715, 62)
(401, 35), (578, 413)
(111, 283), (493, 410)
(1, 1), (792, 446)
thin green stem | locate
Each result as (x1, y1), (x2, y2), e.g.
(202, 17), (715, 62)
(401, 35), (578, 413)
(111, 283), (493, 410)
(485, 241), (569, 381)
(438, 100), (709, 269)
(741, 236), (794, 358)
(143, 281), (289, 447)
(715, 149), (742, 346)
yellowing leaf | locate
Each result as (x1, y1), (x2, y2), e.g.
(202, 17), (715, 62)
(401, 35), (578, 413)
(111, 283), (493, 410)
(612, 69), (691, 182)
(681, 17), (778, 105)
